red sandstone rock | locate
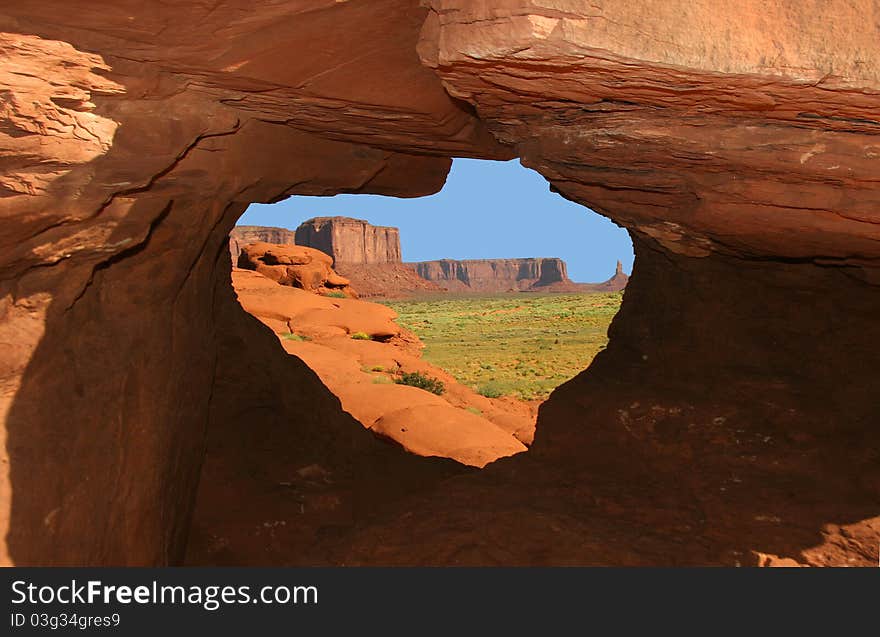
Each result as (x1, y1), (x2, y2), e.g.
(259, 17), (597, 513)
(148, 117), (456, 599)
(411, 258), (564, 292)
(419, 0), (880, 264)
(244, 218), (627, 296)
(229, 226), (297, 263)
(411, 257), (626, 293)
(238, 242), (357, 298)
(371, 404), (526, 468)
(232, 267), (531, 467)
(574, 261), (629, 293)
(234, 221), (446, 298)
(296, 217), (402, 265)
(0, 1), (878, 569)
(333, 263), (445, 298)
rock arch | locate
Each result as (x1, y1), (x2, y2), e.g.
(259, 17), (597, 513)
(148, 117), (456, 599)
(1, 0), (877, 565)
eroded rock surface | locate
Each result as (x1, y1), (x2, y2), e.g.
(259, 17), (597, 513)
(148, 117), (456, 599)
(411, 257), (626, 292)
(0, 0), (877, 566)
(332, 263), (445, 299)
(296, 217), (403, 265)
(229, 226), (298, 263)
(0, 0), (505, 565)
(294, 216), (451, 297)
(418, 0), (880, 265)
(237, 242), (356, 298)
(232, 267), (533, 465)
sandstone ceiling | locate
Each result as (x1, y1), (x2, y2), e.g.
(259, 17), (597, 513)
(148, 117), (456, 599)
(420, 0), (880, 264)
(0, 1), (878, 565)
(2, 0), (878, 269)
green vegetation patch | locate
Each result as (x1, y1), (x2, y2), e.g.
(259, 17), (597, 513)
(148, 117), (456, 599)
(383, 292), (622, 401)
(395, 371), (446, 395)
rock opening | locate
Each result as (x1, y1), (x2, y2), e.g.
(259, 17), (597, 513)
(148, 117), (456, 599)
(1, 1), (877, 566)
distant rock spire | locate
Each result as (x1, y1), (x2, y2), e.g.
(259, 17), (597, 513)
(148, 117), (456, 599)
(616, 260), (623, 276)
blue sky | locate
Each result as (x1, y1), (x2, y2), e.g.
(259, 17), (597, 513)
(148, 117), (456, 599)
(238, 158), (633, 282)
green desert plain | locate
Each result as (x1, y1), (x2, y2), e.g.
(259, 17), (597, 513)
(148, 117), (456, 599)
(384, 291), (623, 401)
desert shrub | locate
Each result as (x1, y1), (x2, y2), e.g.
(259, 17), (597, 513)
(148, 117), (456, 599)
(465, 406), (482, 416)
(351, 331), (371, 340)
(372, 375), (393, 385)
(371, 365), (385, 372)
(281, 332), (308, 341)
(396, 371), (445, 395)
(327, 291), (347, 298)
(476, 381), (505, 399)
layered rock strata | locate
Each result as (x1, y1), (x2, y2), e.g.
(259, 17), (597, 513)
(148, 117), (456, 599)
(412, 257), (565, 292)
(295, 217), (402, 265)
(412, 257), (628, 292)
(0, 0), (877, 566)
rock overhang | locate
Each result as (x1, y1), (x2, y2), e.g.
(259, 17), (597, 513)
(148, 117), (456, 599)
(0, 0), (878, 566)
(417, 0), (880, 266)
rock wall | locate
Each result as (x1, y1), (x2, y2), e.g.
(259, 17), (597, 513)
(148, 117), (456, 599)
(419, 0), (880, 265)
(295, 217), (402, 265)
(0, 0), (507, 565)
(0, 0), (878, 566)
(229, 226), (297, 263)
(412, 257), (569, 292)
(234, 222), (623, 297)
(411, 257), (627, 292)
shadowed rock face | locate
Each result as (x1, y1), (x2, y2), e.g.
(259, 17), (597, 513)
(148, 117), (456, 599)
(0, 1), (878, 565)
